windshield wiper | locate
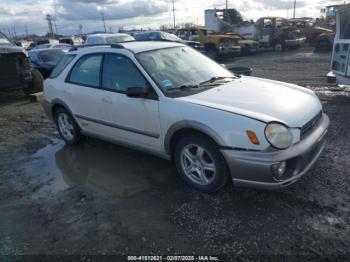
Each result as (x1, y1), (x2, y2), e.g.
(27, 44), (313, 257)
(199, 76), (236, 86)
(168, 84), (199, 91)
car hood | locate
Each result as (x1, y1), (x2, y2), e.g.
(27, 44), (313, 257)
(177, 76), (322, 127)
(0, 46), (25, 54)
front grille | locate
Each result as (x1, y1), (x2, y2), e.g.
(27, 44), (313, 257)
(300, 111), (322, 138)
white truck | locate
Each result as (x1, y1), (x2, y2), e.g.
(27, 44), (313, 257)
(329, 4), (350, 85)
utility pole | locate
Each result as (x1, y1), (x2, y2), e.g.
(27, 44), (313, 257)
(46, 14), (54, 38)
(226, 0), (228, 11)
(54, 19), (58, 36)
(79, 24), (83, 36)
(293, 0), (296, 18)
(172, 0), (176, 29)
(100, 9), (107, 33)
(25, 25), (29, 38)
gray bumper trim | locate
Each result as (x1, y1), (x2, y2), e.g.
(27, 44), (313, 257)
(221, 113), (329, 189)
(232, 140), (326, 189)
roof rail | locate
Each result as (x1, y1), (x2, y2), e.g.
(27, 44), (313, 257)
(69, 43), (125, 52)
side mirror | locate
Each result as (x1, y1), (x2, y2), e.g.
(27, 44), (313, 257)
(126, 86), (148, 98)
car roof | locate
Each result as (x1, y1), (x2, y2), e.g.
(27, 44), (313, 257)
(70, 41), (185, 55)
(29, 48), (64, 53)
(87, 33), (131, 38)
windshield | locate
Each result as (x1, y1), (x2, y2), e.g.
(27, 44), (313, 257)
(162, 32), (182, 42)
(39, 49), (64, 63)
(106, 35), (135, 43)
(137, 46), (234, 95)
(0, 33), (14, 47)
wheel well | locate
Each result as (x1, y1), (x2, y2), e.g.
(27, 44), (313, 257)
(169, 128), (218, 160)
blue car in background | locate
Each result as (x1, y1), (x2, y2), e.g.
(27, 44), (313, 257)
(28, 48), (65, 79)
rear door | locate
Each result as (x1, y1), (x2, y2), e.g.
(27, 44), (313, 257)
(64, 54), (107, 134)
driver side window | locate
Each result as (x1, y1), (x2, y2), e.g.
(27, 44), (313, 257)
(102, 54), (147, 93)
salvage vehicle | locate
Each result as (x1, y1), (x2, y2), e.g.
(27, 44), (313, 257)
(85, 33), (134, 45)
(43, 42), (329, 192)
(175, 27), (241, 60)
(59, 36), (84, 46)
(226, 33), (259, 55)
(287, 18), (334, 44)
(33, 43), (72, 52)
(329, 4), (350, 85)
(313, 32), (335, 52)
(135, 31), (204, 53)
(28, 48), (65, 78)
(256, 17), (306, 51)
(0, 32), (43, 94)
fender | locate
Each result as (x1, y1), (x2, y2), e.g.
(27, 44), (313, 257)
(164, 120), (227, 155)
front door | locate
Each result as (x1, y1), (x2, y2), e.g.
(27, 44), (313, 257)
(99, 53), (162, 151)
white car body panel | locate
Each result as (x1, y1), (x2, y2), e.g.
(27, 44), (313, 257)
(177, 76), (322, 128)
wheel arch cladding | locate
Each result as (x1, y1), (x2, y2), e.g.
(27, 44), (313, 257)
(164, 120), (226, 157)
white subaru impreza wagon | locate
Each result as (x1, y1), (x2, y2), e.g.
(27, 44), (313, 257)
(43, 41), (329, 192)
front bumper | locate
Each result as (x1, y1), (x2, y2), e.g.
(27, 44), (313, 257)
(219, 46), (241, 55)
(221, 113), (329, 189)
(285, 37), (306, 47)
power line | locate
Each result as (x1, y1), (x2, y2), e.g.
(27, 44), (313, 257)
(100, 9), (107, 32)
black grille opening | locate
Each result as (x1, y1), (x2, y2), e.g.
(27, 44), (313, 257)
(300, 111), (322, 138)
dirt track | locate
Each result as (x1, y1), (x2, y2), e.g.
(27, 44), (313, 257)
(1, 47), (350, 260)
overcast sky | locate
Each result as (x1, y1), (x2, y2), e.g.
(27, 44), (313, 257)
(0, 0), (346, 36)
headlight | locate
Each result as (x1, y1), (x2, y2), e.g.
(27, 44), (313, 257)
(265, 122), (293, 149)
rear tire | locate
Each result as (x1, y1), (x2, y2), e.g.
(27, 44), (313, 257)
(23, 69), (43, 95)
(274, 42), (285, 52)
(55, 108), (82, 145)
(174, 134), (230, 193)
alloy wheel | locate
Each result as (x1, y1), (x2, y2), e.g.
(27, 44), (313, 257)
(180, 144), (216, 186)
(57, 112), (74, 141)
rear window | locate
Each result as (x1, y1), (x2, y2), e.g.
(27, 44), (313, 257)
(39, 49), (64, 63)
(50, 54), (76, 78)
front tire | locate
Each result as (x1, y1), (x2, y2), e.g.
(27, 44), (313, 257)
(174, 134), (230, 193)
(55, 108), (82, 145)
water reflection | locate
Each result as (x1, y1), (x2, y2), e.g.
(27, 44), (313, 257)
(25, 139), (177, 199)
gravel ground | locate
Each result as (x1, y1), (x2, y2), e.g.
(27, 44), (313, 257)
(0, 47), (350, 260)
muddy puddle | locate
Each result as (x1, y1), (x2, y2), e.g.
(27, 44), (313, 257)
(22, 138), (177, 200)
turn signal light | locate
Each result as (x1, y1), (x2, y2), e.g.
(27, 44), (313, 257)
(246, 130), (260, 145)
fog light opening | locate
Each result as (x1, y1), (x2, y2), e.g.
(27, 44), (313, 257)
(272, 161), (287, 181)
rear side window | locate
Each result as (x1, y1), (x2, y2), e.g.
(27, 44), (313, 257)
(50, 54), (76, 78)
(68, 54), (103, 87)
